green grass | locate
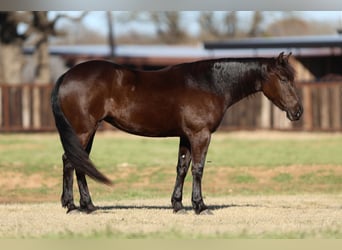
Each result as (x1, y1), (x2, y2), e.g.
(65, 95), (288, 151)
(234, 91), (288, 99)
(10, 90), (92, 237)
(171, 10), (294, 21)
(230, 173), (257, 184)
(2, 132), (342, 171)
(0, 132), (341, 200)
(272, 173), (293, 183)
(208, 137), (342, 167)
(300, 172), (342, 184)
(0, 133), (62, 175)
(41, 227), (342, 239)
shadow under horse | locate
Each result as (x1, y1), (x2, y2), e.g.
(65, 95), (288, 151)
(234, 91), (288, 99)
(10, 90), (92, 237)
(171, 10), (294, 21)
(51, 52), (303, 214)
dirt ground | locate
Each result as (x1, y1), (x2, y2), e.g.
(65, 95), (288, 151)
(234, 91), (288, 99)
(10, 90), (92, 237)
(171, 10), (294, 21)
(0, 194), (341, 238)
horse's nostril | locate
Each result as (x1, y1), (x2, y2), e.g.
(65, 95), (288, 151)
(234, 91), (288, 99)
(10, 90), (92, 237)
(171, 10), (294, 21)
(296, 106), (303, 119)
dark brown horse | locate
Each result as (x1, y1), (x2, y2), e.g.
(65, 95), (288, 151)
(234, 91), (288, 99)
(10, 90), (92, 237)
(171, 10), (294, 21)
(51, 52), (302, 214)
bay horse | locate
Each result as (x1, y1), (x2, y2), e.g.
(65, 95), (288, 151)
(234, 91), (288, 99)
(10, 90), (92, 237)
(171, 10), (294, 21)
(51, 52), (303, 214)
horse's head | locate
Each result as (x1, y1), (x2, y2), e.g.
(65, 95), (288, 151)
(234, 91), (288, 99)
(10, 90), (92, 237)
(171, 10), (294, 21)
(261, 52), (303, 121)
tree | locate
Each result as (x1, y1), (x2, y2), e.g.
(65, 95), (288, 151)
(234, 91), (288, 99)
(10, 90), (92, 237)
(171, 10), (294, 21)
(25, 11), (87, 83)
(0, 12), (28, 84)
(199, 11), (238, 39)
(0, 11), (87, 129)
(150, 12), (186, 44)
(0, 11), (87, 84)
(224, 11), (237, 38)
(199, 12), (220, 38)
(249, 11), (263, 37)
(265, 17), (309, 37)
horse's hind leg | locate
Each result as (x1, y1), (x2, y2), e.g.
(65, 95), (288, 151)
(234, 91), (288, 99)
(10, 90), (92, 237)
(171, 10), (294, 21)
(189, 129), (211, 214)
(61, 154), (77, 213)
(171, 136), (191, 213)
(76, 171), (96, 212)
(76, 131), (97, 213)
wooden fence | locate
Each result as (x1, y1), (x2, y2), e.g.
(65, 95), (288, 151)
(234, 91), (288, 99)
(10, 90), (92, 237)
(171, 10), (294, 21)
(0, 84), (54, 132)
(0, 81), (342, 132)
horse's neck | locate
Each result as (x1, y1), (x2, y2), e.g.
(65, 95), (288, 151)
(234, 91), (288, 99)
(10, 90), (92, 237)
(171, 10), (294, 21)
(210, 60), (263, 107)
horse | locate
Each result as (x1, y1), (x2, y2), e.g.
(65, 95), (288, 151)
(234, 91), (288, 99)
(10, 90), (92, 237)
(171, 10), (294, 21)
(51, 52), (303, 214)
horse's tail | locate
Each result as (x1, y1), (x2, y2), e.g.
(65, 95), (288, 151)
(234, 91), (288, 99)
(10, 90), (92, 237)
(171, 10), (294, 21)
(51, 74), (112, 185)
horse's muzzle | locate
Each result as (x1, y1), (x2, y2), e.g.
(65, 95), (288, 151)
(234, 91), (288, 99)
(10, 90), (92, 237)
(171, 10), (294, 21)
(286, 105), (303, 121)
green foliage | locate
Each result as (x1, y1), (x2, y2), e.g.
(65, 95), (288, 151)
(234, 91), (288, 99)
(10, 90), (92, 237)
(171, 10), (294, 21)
(273, 173), (293, 183)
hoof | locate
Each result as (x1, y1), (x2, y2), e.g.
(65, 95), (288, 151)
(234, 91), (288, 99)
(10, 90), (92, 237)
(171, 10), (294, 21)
(80, 202), (97, 214)
(199, 209), (213, 215)
(80, 206), (98, 214)
(66, 208), (81, 214)
(66, 204), (78, 214)
(174, 209), (187, 214)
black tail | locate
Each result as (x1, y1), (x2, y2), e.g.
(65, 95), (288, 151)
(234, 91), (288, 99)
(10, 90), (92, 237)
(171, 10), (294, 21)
(51, 74), (112, 185)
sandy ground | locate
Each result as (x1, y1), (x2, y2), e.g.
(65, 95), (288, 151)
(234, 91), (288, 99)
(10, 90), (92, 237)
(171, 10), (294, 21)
(0, 194), (341, 238)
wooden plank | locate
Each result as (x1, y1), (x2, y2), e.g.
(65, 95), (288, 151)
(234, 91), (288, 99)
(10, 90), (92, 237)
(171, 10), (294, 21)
(32, 86), (41, 129)
(302, 85), (313, 131)
(22, 85), (31, 129)
(320, 87), (330, 130)
(331, 85), (341, 130)
(2, 85), (10, 131)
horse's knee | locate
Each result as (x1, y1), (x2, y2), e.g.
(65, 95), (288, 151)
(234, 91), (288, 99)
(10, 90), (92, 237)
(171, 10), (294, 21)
(177, 162), (189, 177)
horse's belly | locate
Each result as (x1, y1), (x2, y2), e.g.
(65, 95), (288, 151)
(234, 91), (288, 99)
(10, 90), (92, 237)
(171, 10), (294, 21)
(106, 107), (181, 137)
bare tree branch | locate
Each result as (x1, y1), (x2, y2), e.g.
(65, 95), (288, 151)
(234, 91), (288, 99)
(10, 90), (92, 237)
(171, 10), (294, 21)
(53, 11), (88, 24)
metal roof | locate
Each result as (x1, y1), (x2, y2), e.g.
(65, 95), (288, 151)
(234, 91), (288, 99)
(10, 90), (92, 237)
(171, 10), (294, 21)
(204, 35), (342, 49)
(23, 35), (342, 64)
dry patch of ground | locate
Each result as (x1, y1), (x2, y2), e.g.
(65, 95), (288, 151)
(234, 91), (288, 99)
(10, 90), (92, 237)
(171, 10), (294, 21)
(0, 195), (341, 238)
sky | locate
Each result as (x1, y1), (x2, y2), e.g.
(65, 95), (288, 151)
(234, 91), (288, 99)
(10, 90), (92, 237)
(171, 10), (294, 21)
(50, 11), (342, 37)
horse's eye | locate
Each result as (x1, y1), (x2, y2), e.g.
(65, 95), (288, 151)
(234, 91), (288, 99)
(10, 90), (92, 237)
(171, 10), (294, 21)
(280, 78), (287, 84)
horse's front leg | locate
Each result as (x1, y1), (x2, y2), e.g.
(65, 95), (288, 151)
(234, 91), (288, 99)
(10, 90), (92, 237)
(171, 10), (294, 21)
(61, 154), (77, 213)
(189, 130), (212, 214)
(171, 137), (191, 213)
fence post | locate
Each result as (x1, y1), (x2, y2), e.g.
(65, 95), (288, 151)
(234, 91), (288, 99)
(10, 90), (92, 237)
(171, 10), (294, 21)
(331, 84), (341, 130)
(33, 85), (41, 129)
(22, 85), (30, 129)
(302, 85), (313, 131)
(320, 87), (330, 130)
(260, 95), (271, 129)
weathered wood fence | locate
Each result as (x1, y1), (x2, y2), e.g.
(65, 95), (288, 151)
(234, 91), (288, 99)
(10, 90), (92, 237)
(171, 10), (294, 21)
(0, 84), (54, 132)
(0, 81), (341, 132)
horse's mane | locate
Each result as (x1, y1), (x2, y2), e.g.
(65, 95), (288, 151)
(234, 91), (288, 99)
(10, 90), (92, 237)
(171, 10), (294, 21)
(268, 57), (296, 82)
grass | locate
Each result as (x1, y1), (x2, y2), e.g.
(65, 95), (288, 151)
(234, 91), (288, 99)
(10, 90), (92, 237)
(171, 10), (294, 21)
(42, 227), (342, 239)
(0, 131), (341, 239)
(272, 173), (293, 183)
(40, 228), (342, 239)
(0, 131), (341, 201)
(230, 173), (257, 184)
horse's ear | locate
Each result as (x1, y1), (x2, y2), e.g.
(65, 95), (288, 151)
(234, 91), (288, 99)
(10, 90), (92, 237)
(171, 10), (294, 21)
(284, 52), (292, 62)
(277, 51), (292, 64)
(277, 51), (284, 64)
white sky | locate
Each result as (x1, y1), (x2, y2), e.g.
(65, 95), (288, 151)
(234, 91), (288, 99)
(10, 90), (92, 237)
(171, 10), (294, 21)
(49, 11), (342, 37)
